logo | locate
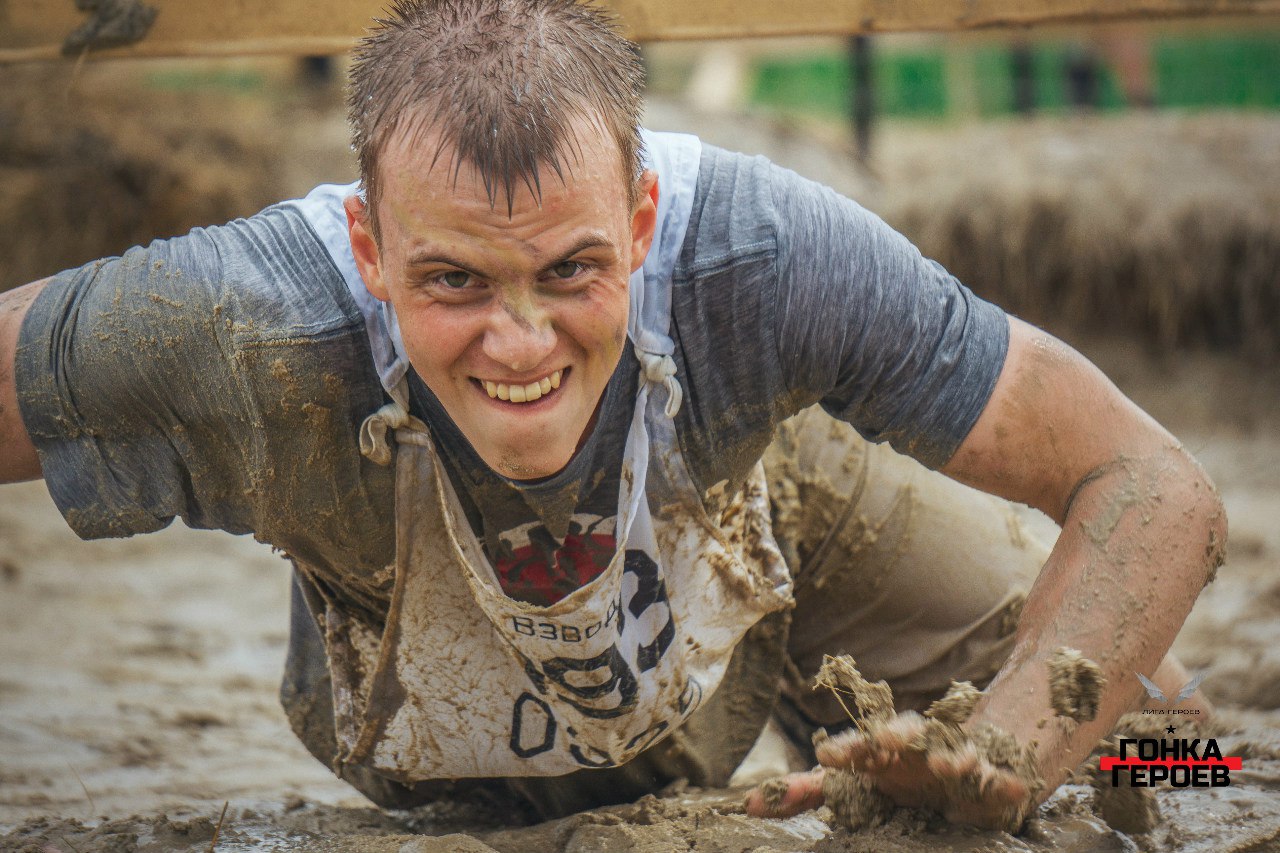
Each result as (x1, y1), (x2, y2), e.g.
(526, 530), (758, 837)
(1135, 671), (1206, 705)
(1102, 728), (1241, 788)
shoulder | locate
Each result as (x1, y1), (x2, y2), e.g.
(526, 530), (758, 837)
(679, 144), (877, 275)
(667, 145), (802, 493)
(677, 144), (779, 279)
(162, 201), (365, 346)
(16, 201), (389, 540)
(29, 201), (368, 362)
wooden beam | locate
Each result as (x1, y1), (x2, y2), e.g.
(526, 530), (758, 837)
(612, 1), (1280, 39)
(3, 0), (1279, 63)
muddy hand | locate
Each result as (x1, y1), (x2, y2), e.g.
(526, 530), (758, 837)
(744, 767), (826, 818)
(745, 716), (1032, 830)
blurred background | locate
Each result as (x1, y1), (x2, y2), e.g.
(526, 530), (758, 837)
(4, 12), (1280, 841)
(3, 13), (1279, 710)
(3, 19), (1279, 358)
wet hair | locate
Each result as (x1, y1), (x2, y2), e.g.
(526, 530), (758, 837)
(347, 0), (646, 234)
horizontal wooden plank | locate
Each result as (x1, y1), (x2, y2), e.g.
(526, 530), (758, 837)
(2, 0), (1279, 62)
(612, 0), (1280, 38)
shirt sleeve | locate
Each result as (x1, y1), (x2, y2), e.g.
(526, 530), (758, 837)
(13, 207), (376, 542)
(15, 232), (258, 538)
(768, 162), (1009, 469)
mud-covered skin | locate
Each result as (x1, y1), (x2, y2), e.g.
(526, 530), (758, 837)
(0, 279), (48, 483)
(938, 321), (1227, 825)
(816, 659), (1041, 833)
(822, 767), (895, 831)
(743, 656), (1040, 833)
(924, 681), (982, 727)
(758, 777), (791, 813)
(811, 718), (1040, 833)
(1047, 648), (1105, 723)
(749, 321), (1225, 831)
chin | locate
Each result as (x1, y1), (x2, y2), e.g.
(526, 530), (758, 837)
(487, 446), (573, 481)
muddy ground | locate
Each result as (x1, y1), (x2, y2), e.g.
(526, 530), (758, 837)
(3, 65), (1280, 852)
(4, 337), (1280, 853)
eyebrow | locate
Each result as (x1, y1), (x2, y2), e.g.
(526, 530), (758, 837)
(540, 235), (616, 272)
(404, 234), (618, 275)
(405, 250), (476, 272)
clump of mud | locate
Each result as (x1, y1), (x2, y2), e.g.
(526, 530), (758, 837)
(812, 656), (1040, 834)
(1089, 736), (1163, 835)
(924, 680), (982, 727)
(821, 767), (895, 831)
(812, 653), (894, 725)
(756, 777), (791, 814)
(399, 834), (503, 853)
(1047, 647), (1105, 723)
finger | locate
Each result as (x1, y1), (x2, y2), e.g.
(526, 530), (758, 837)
(858, 742), (909, 773)
(980, 766), (1030, 804)
(926, 744), (980, 778)
(815, 729), (865, 767)
(744, 769), (827, 818)
(831, 717), (928, 772)
(871, 716), (925, 753)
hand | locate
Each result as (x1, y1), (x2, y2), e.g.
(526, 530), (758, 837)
(744, 714), (1034, 832)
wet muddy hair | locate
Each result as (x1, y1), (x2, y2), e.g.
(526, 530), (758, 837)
(347, 0), (646, 234)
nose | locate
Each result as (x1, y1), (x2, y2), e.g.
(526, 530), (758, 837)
(481, 295), (557, 372)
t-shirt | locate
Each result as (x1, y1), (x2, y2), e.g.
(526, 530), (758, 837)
(15, 143), (1008, 615)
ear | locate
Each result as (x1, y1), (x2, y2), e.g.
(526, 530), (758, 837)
(629, 169), (660, 274)
(344, 193), (390, 302)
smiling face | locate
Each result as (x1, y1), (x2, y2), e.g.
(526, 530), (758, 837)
(346, 117), (658, 480)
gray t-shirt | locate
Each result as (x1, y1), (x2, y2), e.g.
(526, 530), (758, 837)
(16, 144), (1007, 614)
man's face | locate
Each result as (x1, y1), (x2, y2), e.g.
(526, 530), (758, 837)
(347, 120), (658, 480)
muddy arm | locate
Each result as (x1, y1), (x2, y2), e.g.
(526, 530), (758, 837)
(0, 279), (48, 484)
(940, 315), (1226, 812)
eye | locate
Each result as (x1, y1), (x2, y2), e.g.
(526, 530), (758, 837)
(551, 261), (581, 279)
(440, 270), (471, 289)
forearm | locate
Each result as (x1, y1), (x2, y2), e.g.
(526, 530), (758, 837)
(967, 444), (1226, 800)
(750, 322), (1228, 829)
(0, 279), (49, 483)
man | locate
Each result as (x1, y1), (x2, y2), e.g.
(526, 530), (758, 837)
(0, 0), (1223, 832)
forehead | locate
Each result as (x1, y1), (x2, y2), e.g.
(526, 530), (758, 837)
(375, 111), (631, 218)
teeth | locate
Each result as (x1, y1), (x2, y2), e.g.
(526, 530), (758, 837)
(482, 369), (565, 404)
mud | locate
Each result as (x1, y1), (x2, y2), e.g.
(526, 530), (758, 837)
(4, 76), (1280, 853)
(813, 654), (896, 725)
(1089, 738), (1163, 836)
(924, 681), (982, 727)
(757, 777), (790, 812)
(0, 66), (293, 293)
(822, 768), (895, 832)
(399, 835), (503, 853)
(1047, 648), (1106, 723)
(811, 657), (1040, 834)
